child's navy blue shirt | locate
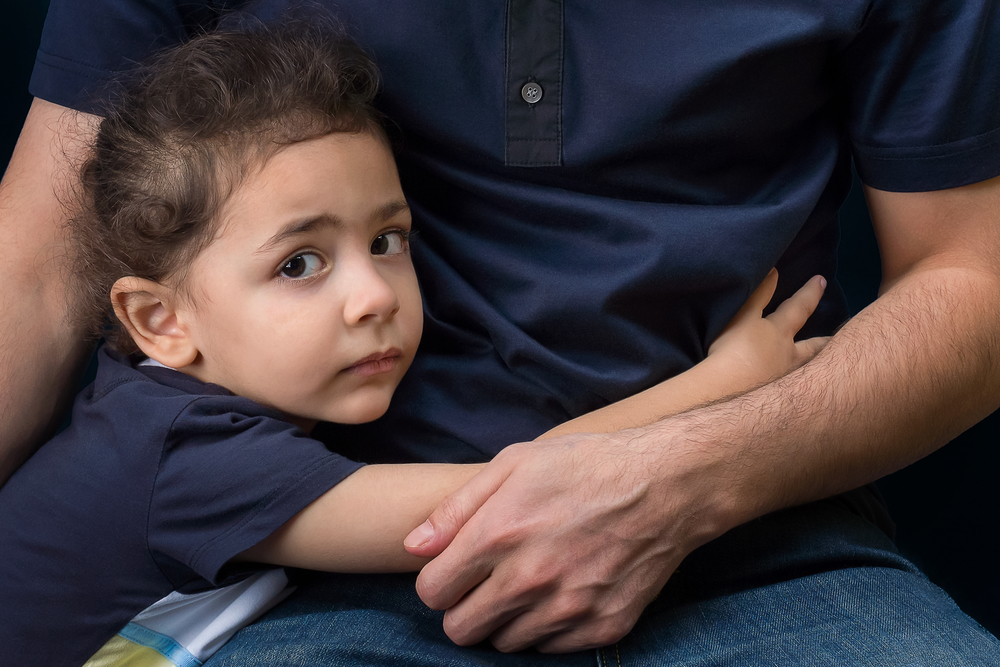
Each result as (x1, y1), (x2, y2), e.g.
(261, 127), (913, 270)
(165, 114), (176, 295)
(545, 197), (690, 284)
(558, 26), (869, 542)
(0, 348), (362, 666)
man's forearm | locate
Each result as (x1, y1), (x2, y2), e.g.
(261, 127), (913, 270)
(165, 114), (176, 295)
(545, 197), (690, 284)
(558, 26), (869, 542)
(0, 99), (97, 483)
(660, 262), (1000, 535)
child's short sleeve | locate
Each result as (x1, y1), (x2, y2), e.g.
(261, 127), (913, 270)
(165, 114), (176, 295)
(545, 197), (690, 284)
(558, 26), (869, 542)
(146, 395), (364, 587)
(838, 0), (1000, 191)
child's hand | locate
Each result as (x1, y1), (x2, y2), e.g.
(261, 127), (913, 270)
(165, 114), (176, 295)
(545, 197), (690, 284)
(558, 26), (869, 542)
(707, 269), (829, 386)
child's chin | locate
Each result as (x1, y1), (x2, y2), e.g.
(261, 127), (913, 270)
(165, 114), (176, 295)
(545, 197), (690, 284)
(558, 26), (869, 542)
(327, 404), (391, 425)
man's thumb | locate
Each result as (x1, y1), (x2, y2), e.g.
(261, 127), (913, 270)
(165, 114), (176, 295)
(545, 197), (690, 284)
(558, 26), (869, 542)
(403, 465), (506, 557)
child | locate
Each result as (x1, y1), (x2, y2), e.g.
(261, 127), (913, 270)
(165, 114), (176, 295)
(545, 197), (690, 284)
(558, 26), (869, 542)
(0, 17), (828, 667)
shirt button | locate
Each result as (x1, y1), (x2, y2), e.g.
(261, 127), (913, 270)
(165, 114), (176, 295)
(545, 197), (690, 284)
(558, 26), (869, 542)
(521, 81), (543, 104)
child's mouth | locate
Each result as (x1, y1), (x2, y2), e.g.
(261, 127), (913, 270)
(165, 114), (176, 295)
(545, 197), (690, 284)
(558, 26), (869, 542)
(344, 349), (401, 377)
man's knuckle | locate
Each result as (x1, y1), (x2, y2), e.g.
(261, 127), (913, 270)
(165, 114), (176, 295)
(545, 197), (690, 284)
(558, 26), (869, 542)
(436, 495), (466, 526)
(548, 590), (594, 623)
(442, 613), (477, 645)
(517, 559), (564, 592)
(589, 617), (630, 647)
(495, 441), (527, 463)
(414, 570), (449, 609)
(492, 636), (526, 654)
(503, 576), (545, 603)
(413, 580), (438, 608)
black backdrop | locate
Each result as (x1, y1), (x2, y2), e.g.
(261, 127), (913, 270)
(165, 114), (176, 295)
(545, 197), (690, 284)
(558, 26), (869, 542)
(4, 0), (997, 637)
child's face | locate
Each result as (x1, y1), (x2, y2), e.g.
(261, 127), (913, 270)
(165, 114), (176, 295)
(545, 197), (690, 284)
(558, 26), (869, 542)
(177, 132), (422, 429)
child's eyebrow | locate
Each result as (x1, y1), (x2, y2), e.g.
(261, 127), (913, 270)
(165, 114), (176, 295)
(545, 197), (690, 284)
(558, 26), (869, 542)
(256, 214), (343, 255)
(254, 201), (408, 256)
(374, 200), (411, 225)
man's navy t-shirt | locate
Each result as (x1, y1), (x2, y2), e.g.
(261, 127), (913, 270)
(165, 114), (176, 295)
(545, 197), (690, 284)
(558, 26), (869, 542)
(28, 0), (1000, 465)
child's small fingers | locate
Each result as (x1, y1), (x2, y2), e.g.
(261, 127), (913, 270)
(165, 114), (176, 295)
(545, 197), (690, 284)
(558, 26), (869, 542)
(768, 275), (827, 334)
(746, 268), (780, 314)
(794, 335), (831, 364)
(715, 269), (779, 339)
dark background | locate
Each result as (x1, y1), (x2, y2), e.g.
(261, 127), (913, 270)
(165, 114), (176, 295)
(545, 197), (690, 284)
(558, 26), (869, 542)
(4, 0), (997, 637)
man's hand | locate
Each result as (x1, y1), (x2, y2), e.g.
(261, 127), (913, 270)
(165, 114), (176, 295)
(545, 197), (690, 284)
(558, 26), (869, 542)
(406, 175), (1000, 654)
(402, 270), (830, 653)
(404, 425), (728, 653)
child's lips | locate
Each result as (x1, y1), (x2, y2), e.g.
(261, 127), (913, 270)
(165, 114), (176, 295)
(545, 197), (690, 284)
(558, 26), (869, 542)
(344, 349), (402, 377)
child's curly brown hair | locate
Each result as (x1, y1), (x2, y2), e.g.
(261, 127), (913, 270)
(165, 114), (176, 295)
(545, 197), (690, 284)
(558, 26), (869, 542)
(68, 14), (386, 354)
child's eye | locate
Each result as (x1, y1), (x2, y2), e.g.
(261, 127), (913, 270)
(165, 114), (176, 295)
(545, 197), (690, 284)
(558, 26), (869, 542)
(279, 252), (324, 279)
(371, 231), (408, 256)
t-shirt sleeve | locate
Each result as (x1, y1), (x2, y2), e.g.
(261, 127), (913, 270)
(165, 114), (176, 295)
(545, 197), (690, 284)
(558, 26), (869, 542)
(837, 0), (1000, 191)
(29, 0), (219, 113)
(147, 395), (364, 586)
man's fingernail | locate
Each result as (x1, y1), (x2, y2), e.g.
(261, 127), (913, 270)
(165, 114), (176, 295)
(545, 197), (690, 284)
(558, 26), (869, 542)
(404, 520), (434, 549)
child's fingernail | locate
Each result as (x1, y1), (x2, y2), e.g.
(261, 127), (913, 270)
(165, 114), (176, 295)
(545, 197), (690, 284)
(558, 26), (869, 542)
(819, 276), (827, 289)
(404, 520), (434, 549)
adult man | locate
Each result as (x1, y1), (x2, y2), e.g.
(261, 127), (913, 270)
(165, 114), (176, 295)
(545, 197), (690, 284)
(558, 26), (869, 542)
(3, 0), (1000, 663)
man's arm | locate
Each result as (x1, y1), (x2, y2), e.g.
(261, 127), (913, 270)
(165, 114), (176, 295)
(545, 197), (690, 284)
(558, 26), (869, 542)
(406, 174), (1000, 653)
(0, 98), (99, 484)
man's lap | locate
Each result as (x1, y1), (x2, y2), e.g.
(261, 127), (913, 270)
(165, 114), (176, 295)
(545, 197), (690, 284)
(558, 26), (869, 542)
(612, 567), (998, 666)
(206, 496), (999, 666)
(205, 570), (592, 667)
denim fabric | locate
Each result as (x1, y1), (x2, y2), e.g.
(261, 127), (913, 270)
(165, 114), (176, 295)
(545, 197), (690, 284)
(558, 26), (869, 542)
(205, 571), (592, 667)
(205, 499), (1000, 666)
(607, 568), (999, 666)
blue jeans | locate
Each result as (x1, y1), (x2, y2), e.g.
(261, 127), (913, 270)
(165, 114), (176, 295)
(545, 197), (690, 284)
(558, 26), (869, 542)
(206, 495), (1000, 666)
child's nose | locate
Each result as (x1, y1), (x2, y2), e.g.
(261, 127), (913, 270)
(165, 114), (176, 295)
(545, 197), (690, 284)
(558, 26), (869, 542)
(342, 260), (400, 326)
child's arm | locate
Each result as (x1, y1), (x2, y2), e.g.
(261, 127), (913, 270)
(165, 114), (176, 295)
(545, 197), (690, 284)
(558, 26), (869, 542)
(237, 270), (827, 573)
(237, 461), (487, 572)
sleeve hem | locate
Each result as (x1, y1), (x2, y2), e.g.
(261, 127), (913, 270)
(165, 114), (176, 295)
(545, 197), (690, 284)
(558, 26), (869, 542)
(852, 125), (1000, 192)
(191, 456), (367, 584)
(29, 49), (116, 114)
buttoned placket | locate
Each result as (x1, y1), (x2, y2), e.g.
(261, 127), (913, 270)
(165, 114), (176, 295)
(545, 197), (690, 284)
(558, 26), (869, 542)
(505, 0), (563, 166)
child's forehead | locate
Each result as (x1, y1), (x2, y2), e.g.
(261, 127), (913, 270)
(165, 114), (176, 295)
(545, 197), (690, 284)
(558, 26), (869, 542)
(239, 130), (393, 186)
(212, 132), (402, 240)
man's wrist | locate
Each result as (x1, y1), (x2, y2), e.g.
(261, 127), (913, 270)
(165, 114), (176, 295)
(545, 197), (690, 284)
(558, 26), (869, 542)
(627, 412), (758, 551)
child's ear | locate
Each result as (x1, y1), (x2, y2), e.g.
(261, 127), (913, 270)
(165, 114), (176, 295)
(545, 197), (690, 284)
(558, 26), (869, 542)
(110, 277), (199, 369)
